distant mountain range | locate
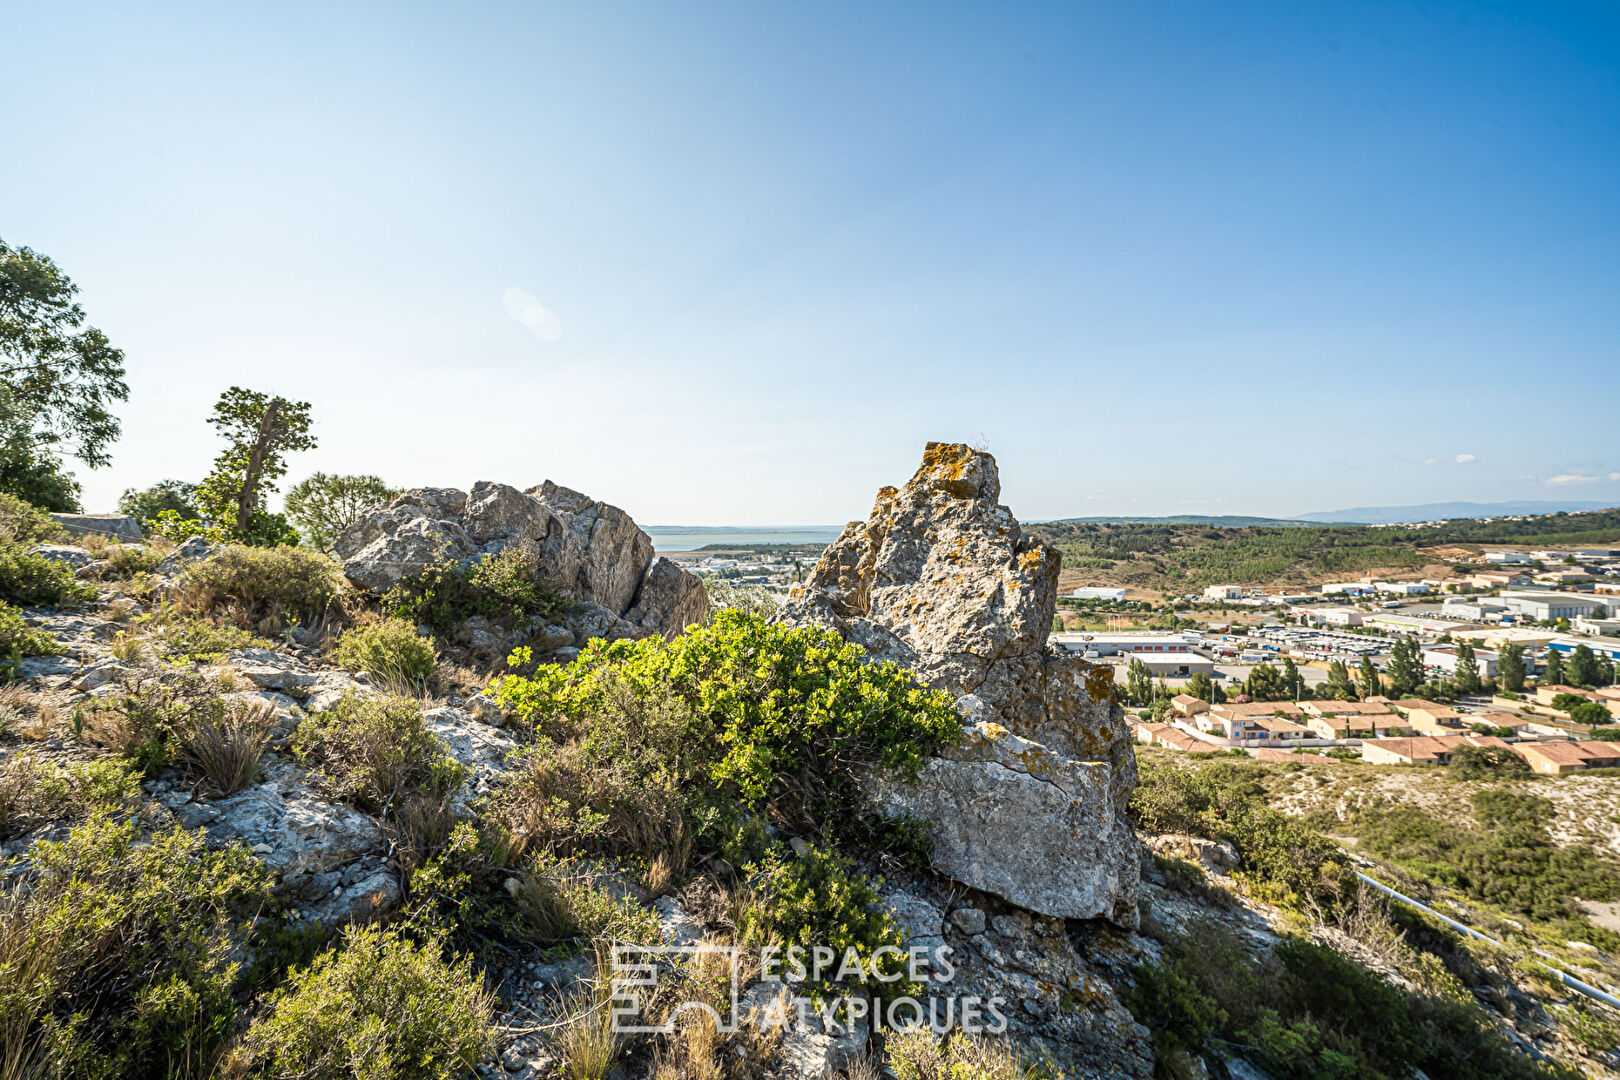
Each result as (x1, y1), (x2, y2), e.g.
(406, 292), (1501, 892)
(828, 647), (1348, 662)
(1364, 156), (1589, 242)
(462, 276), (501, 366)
(1293, 500), (1617, 524)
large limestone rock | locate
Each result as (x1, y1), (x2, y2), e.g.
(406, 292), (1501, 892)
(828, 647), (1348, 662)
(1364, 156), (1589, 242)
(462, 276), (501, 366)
(333, 480), (706, 641)
(779, 442), (1139, 924)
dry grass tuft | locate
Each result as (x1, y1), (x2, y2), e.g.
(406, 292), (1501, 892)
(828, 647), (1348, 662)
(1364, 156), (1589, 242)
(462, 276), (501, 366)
(175, 697), (277, 794)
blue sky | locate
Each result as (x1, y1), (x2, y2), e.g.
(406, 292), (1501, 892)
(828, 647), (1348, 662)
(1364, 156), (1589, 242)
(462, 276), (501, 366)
(5, 1), (1619, 524)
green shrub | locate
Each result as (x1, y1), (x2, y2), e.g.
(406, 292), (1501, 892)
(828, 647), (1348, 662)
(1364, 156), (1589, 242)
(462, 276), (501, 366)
(511, 853), (660, 945)
(0, 545), (96, 608)
(736, 843), (909, 1000)
(0, 813), (272, 1079)
(118, 480), (201, 532)
(0, 600), (58, 680)
(181, 544), (342, 625)
(383, 546), (569, 637)
(1126, 920), (1565, 1080)
(81, 672), (231, 776)
(292, 692), (466, 815)
(0, 492), (64, 543)
(1130, 759), (1351, 907)
(152, 615), (274, 664)
(1447, 744), (1530, 780)
(240, 924), (493, 1080)
(105, 543), (162, 578)
(284, 473), (398, 552)
(1347, 798), (1620, 922)
(332, 619), (437, 691)
(1568, 700), (1612, 726)
(887, 1029), (1040, 1080)
(0, 756), (141, 839)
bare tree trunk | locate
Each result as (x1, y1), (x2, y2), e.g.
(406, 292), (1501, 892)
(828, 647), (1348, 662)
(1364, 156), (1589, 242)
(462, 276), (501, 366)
(237, 399), (281, 533)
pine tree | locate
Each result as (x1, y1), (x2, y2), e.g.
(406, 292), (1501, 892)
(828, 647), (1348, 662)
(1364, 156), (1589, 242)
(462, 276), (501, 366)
(1282, 656), (1305, 701)
(1454, 641), (1481, 694)
(1386, 637), (1422, 696)
(1498, 642), (1526, 693)
(1357, 655), (1382, 699)
(1245, 663), (1289, 702)
(1545, 649), (1566, 687)
(1322, 660), (1356, 700)
(1568, 644), (1600, 688)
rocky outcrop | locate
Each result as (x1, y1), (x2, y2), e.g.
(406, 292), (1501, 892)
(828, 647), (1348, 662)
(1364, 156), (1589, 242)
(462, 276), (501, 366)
(333, 481), (706, 643)
(49, 513), (143, 543)
(779, 442), (1139, 925)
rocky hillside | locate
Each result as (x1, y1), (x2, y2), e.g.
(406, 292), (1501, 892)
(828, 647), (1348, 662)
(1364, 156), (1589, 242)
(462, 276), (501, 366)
(0, 458), (1599, 1080)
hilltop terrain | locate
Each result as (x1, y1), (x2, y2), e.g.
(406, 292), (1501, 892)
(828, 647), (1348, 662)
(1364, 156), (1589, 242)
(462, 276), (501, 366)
(1028, 509), (1620, 595)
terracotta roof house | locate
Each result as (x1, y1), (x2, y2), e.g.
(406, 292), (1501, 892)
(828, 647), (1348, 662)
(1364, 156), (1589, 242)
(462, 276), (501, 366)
(1170, 694), (1209, 718)
(1511, 740), (1620, 775)
(1360, 734), (1509, 766)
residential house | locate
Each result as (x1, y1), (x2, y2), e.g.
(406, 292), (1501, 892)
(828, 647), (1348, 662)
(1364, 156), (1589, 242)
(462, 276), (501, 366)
(1511, 741), (1620, 775)
(1133, 722), (1210, 753)
(1360, 735), (1510, 766)
(1535, 684), (1603, 709)
(1389, 699), (1466, 735)
(1170, 694), (1209, 718)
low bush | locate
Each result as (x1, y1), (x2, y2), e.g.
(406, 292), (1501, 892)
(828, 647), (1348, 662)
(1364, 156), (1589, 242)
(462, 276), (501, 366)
(1130, 759), (1352, 908)
(735, 843), (909, 1000)
(0, 601), (58, 681)
(239, 924), (494, 1080)
(0, 813), (272, 1079)
(104, 543), (162, 578)
(0, 757), (141, 839)
(488, 610), (959, 868)
(0, 546), (96, 608)
(0, 492), (64, 544)
(332, 618), (437, 691)
(1347, 793), (1620, 923)
(151, 614), (274, 664)
(887, 1029), (1038, 1080)
(1126, 920), (1566, 1080)
(79, 673), (232, 776)
(292, 692), (466, 815)
(512, 854), (660, 945)
(181, 544), (342, 627)
(383, 546), (569, 637)
(1448, 745), (1530, 779)
(1568, 701), (1612, 726)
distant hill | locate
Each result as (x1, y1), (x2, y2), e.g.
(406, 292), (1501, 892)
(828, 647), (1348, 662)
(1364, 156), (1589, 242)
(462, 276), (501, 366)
(1295, 500), (1615, 525)
(1046, 515), (1312, 527)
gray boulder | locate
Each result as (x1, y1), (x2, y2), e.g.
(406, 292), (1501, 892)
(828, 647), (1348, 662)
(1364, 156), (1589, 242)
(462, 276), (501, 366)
(49, 513), (143, 543)
(332, 480), (706, 642)
(779, 443), (1139, 925)
(27, 544), (94, 568)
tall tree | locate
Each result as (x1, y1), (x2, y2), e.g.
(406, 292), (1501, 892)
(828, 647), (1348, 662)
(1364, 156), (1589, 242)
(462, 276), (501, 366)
(1544, 649), (1566, 687)
(1599, 655), (1616, 688)
(1386, 637), (1422, 696)
(1245, 663), (1288, 702)
(1454, 641), (1482, 694)
(1282, 656), (1305, 700)
(1184, 672), (1216, 704)
(0, 238), (129, 502)
(1124, 657), (1154, 706)
(1498, 642), (1526, 693)
(1321, 660), (1356, 700)
(118, 479), (199, 530)
(1568, 644), (1600, 688)
(1357, 655), (1383, 699)
(195, 388), (315, 545)
(284, 473), (398, 551)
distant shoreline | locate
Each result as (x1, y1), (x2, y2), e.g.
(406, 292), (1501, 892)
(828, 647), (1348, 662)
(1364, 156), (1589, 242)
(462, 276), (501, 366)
(643, 526), (843, 552)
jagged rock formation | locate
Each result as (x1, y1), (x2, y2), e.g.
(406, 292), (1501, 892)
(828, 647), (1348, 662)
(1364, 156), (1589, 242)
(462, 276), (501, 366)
(333, 481), (707, 644)
(780, 442), (1140, 924)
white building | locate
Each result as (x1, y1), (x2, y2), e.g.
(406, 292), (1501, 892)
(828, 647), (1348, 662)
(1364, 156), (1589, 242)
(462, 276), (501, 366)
(1422, 644), (1499, 678)
(1301, 607), (1363, 627)
(1496, 591), (1607, 622)
(1321, 583), (1372, 596)
(1050, 632), (1201, 657)
(1487, 552), (1533, 564)
(1375, 581), (1430, 595)
(1070, 587), (1128, 601)
(1204, 585), (1245, 600)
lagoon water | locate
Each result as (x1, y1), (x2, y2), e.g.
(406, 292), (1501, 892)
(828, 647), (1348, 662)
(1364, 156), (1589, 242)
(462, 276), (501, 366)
(644, 526), (841, 552)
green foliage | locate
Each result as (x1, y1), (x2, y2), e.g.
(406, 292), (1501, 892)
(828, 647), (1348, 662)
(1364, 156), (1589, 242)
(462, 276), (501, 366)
(0, 599), (59, 680)
(0, 407), (81, 510)
(1544, 650), (1566, 686)
(118, 479), (200, 531)
(511, 852), (661, 945)
(1130, 759), (1351, 907)
(1447, 745), (1531, 780)
(151, 615), (273, 664)
(194, 387), (316, 545)
(0, 544), (96, 607)
(383, 546), (568, 637)
(332, 619), (437, 691)
(0, 757), (141, 839)
(1567, 644), (1601, 688)
(240, 924), (494, 1080)
(1499, 642), (1526, 693)
(1549, 692), (1590, 713)
(1568, 700), (1612, 726)
(181, 544), (343, 625)
(492, 610), (960, 830)
(737, 843), (910, 1000)
(0, 812), (272, 1079)
(1453, 642), (1482, 694)
(1320, 660), (1357, 700)
(0, 490), (63, 543)
(886, 1029), (1041, 1080)
(1126, 920), (1565, 1080)
(1244, 662), (1289, 702)
(1347, 794), (1620, 922)
(1387, 636), (1424, 696)
(284, 472), (399, 551)
(0, 238), (129, 470)
(292, 692), (467, 815)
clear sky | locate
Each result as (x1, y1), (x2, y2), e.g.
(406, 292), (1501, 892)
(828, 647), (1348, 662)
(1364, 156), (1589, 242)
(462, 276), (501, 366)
(5, 1), (1619, 525)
